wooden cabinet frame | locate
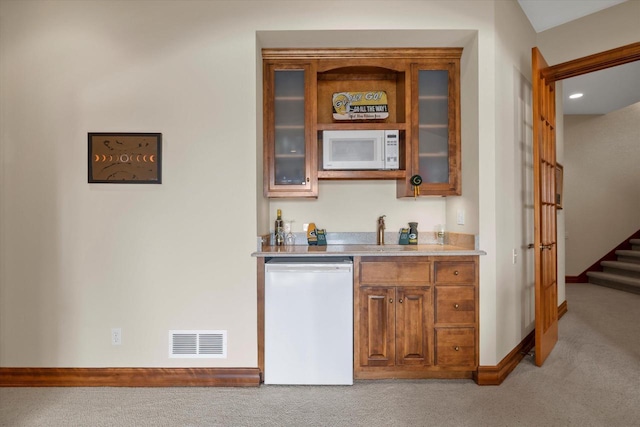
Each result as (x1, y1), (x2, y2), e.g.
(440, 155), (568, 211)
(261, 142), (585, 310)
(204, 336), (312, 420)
(353, 255), (478, 380)
(262, 48), (462, 198)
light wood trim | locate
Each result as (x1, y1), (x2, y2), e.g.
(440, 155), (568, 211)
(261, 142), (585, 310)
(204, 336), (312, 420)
(0, 368), (261, 387)
(532, 46), (559, 368)
(544, 42), (640, 82)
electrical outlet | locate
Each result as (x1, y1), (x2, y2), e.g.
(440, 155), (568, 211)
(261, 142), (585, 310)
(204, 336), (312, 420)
(111, 328), (122, 345)
(457, 209), (465, 225)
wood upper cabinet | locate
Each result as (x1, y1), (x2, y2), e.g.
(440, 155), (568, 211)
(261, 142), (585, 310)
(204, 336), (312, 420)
(397, 58), (461, 197)
(263, 61), (318, 198)
(262, 49), (462, 198)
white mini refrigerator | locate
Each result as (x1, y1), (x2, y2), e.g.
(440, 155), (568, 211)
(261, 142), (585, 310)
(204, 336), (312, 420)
(264, 257), (353, 385)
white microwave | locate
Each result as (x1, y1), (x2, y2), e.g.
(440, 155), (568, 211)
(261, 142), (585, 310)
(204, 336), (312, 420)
(322, 130), (399, 170)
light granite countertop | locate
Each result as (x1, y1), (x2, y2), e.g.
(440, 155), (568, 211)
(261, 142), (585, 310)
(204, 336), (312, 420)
(252, 231), (485, 257)
(252, 244), (485, 257)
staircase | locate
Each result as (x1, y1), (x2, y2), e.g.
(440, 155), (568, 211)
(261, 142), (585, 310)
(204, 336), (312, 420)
(586, 239), (640, 294)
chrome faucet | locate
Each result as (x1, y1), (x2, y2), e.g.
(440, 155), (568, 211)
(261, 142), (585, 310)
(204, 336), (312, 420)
(377, 215), (386, 245)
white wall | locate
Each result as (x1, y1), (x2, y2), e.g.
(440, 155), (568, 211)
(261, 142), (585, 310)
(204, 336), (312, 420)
(564, 104), (640, 275)
(0, 0), (502, 368)
(536, 0), (640, 64)
(492, 0), (537, 362)
(2, 0), (578, 369)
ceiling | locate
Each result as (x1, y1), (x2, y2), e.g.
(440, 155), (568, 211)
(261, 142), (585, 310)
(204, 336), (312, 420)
(517, 0), (639, 115)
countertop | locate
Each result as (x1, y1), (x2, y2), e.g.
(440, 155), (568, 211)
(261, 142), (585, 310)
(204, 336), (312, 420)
(252, 244), (486, 258)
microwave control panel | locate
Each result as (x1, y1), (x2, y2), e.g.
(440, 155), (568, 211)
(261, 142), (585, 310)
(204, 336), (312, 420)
(384, 130), (399, 170)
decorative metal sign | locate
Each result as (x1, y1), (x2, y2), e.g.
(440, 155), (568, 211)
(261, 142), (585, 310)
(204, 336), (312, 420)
(332, 91), (389, 120)
(88, 133), (162, 184)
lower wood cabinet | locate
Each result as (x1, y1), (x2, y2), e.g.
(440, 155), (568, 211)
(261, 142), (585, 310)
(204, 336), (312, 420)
(354, 256), (479, 379)
(359, 286), (432, 367)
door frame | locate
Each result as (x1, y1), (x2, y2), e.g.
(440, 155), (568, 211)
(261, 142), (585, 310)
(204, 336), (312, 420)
(532, 41), (640, 364)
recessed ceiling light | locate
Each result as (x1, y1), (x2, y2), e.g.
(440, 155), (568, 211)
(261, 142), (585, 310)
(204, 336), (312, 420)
(569, 93), (583, 99)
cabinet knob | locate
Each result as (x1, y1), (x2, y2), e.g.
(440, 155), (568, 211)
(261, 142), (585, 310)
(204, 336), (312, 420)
(454, 270), (459, 276)
(389, 298), (393, 303)
(454, 303), (459, 309)
(454, 346), (460, 351)
(399, 299), (403, 303)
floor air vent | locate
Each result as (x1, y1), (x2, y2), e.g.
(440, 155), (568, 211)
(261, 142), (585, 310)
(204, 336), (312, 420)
(169, 330), (227, 358)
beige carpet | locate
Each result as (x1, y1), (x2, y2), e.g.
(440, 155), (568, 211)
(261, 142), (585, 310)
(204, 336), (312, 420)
(2, 283), (639, 427)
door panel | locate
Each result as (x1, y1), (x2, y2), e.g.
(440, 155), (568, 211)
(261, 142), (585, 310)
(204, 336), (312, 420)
(359, 287), (395, 366)
(395, 287), (432, 366)
(532, 47), (558, 367)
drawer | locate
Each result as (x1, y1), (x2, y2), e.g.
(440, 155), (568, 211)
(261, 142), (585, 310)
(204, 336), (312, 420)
(434, 261), (475, 284)
(360, 260), (431, 285)
(435, 327), (476, 368)
(435, 286), (475, 324)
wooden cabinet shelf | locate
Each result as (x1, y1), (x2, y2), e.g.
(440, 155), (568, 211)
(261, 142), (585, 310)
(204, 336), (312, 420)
(317, 122), (407, 131)
(317, 170), (405, 180)
(263, 48), (462, 198)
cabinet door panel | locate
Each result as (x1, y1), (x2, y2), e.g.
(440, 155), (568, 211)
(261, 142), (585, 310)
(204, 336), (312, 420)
(396, 287), (432, 366)
(435, 286), (475, 324)
(399, 58), (461, 197)
(359, 287), (395, 367)
(263, 62), (317, 197)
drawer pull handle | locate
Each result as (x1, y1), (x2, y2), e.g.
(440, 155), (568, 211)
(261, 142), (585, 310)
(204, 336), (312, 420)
(454, 346), (460, 351)
(399, 299), (403, 303)
(454, 270), (459, 276)
(454, 303), (459, 309)
(389, 298), (393, 303)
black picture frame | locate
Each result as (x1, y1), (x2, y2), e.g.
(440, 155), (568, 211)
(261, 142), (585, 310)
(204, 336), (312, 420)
(88, 133), (162, 184)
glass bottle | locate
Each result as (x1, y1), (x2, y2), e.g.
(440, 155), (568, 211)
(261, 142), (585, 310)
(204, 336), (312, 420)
(275, 209), (284, 246)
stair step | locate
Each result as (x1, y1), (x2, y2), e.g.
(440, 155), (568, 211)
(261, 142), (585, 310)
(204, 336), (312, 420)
(601, 261), (640, 279)
(630, 239), (640, 251)
(587, 271), (640, 295)
(616, 250), (640, 264)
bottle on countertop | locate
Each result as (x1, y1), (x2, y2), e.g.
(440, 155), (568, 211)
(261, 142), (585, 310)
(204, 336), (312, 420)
(275, 209), (284, 246)
(408, 222), (418, 245)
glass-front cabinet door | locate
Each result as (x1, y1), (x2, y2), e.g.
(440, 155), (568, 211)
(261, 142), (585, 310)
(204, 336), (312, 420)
(403, 60), (460, 196)
(263, 62), (317, 198)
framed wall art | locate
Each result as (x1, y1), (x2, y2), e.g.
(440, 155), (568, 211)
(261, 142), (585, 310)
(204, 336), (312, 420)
(88, 133), (162, 184)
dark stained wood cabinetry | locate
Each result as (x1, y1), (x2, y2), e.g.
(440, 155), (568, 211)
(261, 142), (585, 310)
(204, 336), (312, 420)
(355, 256), (478, 379)
(262, 49), (462, 198)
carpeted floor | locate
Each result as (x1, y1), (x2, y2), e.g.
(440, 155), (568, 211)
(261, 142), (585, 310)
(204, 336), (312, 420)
(1, 283), (639, 427)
